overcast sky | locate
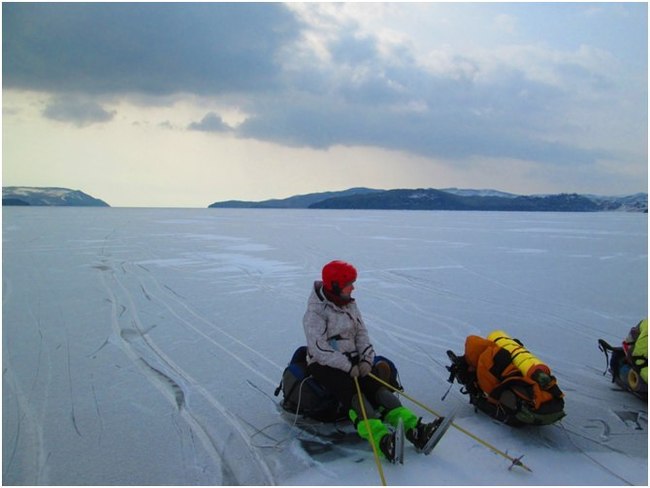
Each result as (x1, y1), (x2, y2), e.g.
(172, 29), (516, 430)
(3, 2), (647, 207)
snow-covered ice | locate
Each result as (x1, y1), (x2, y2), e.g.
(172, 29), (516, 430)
(2, 207), (647, 485)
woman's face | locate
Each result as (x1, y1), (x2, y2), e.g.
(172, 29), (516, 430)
(340, 281), (355, 298)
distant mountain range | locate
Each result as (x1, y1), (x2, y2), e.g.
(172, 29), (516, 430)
(210, 187), (648, 213)
(2, 187), (110, 207)
(208, 187), (384, 209)
(3, 186), (646, 212)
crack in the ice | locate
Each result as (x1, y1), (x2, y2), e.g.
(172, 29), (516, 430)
(139, 358), (186, 409)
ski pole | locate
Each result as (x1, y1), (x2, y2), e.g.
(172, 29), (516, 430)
(368, 372), (532, 472)
(354, 377), (388, 486)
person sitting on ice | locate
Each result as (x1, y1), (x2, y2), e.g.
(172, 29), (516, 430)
(302, 260), (441, 462)
(599, 319), (648, 398)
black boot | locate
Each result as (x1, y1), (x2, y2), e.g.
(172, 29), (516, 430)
(379, 432), (398, 463)
(406, 417), (443, 450)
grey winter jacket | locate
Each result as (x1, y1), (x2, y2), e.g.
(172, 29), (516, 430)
(303, 281), (375, 373)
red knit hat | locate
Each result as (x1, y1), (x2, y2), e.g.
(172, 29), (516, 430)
(322, 260), (357, 294)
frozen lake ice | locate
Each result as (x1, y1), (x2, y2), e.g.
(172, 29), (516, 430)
(2, 207), (647, 485)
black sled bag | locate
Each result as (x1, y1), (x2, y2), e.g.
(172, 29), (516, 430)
(275, 346), (342, 421)
(275, 346), (403, 422)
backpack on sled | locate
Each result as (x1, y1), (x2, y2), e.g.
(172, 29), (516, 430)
(446, 330), (565, 426)
(598, 319), (648, 400)
(274, 346), (403, 422)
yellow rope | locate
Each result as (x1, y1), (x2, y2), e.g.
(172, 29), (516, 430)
(354, 376), (388, 485)
(368, 372), (532, 472)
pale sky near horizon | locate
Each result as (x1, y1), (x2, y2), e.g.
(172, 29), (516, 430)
(2, 2), (648, 208)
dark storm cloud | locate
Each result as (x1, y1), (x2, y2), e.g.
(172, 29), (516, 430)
(188, 113), (232, 133)
(3, 2), (300, 95)
(4, 2), (632, 165)
(236, 90), (606, 165)
(42, 96), (116, 126)
(236, 47), (610, 164)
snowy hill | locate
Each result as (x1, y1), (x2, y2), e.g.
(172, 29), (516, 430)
(2, 186), (109, 206)
(585, 193), (649, 213)
(209, 187), (381, 208)
(440, 188), (518, 198)
(209, 188), (648, 213)
(2, 207), (647, 485)
(310, 189), (606, 212)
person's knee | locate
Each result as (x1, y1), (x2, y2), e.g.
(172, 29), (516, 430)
(375, 387), (402, 411)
